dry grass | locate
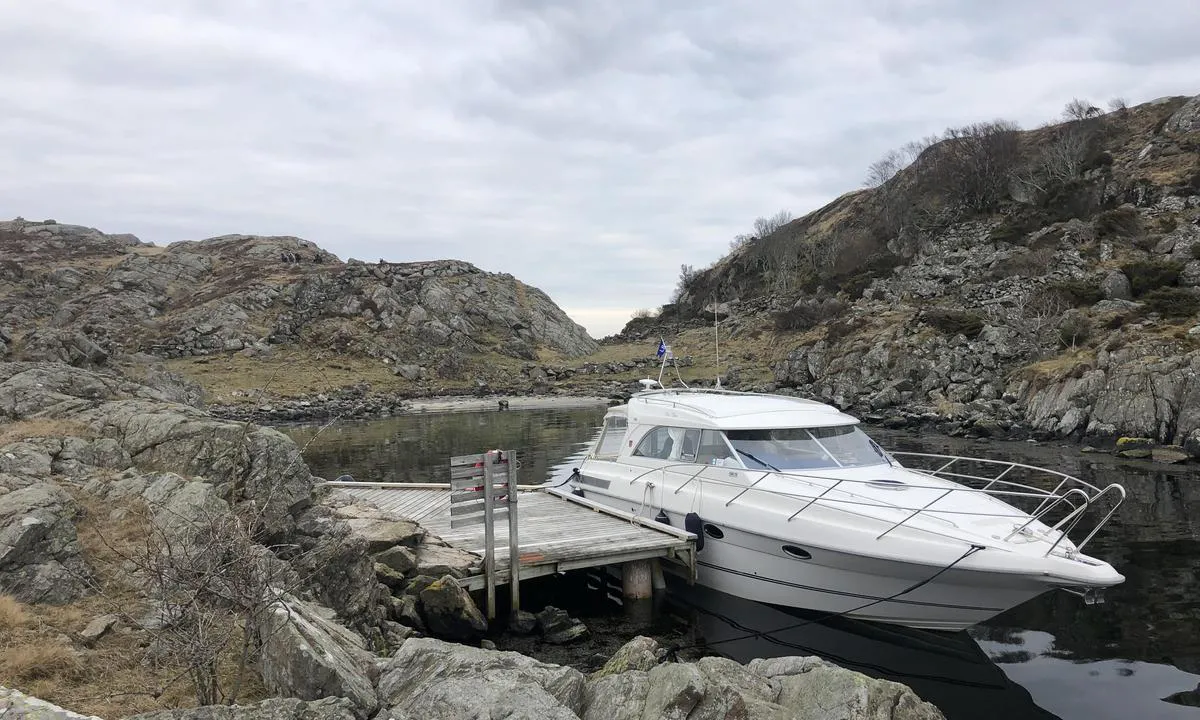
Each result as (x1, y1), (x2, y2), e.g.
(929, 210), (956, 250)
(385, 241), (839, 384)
(1014, 349), (1097, 387)
(0, 595), (30, 631)
(0, 642), (82, 682)
(0, 491), (269, 718)
(0, 418), (93, 446)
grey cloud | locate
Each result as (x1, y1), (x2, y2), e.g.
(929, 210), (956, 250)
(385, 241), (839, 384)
(0, 1), (1197, 336)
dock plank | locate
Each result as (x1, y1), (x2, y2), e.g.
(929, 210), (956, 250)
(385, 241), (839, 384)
(332, 484), (694, 586)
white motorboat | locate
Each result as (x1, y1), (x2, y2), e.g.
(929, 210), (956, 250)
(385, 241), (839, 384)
(571, 384), (1126, 631)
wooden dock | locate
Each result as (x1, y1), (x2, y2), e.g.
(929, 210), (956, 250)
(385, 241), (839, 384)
(328, 482), (697, 592)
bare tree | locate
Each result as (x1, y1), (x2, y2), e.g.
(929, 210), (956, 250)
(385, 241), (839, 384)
(865, 149), (907, 188)
(1063, 98), (1102, 121)
(753, 210), (793, 239)
(670, 263), (699, 303)
(1106, 97), (1128, 113)
(728, 233), (753, 252)
(984, 288), (1069, 352)
(864, 137), (937, 187)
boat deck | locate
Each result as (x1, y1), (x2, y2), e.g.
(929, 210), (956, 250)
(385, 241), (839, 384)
(329, 483), (697, 591)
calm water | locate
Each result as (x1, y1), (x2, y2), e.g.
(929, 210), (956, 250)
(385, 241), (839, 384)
(283, 408), (1200, 720)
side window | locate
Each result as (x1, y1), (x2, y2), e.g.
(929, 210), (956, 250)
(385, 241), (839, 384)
(593, 416), (627, 460)
(633, 426), (674, 460)
(678, 429), (701, 461)
(695, 429), (736, 466)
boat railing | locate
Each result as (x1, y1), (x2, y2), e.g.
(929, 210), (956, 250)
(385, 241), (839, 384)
(624, 452), (1124, 556)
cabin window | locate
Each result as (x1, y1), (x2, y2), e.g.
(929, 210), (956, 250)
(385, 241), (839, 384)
(632, 426), (675, 460)
(593, 416), (628, 460)
(694, 429), (736, 466)
(724, 425), (886, 470)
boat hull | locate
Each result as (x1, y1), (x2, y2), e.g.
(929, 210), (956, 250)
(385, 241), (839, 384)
(582, 491), (1052, 631)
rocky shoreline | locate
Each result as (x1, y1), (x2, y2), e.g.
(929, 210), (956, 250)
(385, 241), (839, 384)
(202, 378), (1200, 466)
(0, 359), (945, 719)
(205, 391), (613, 425)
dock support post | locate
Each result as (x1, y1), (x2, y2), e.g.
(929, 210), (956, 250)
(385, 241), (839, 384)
(623, 559), (654, 625)
(622, 559), (653, 600)
(651, 559), (666, 593)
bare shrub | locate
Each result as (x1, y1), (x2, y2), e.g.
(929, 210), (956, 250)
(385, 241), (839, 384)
(773, 298), (847, 331)
(990, 247), (1056, 279)
(1058, 313), (1093, 349)
(753, 210), (793, 239)
(1094, 206), (1143, 239)
(630, 308), (656, 319)
(1141, 287), (1200, 318)
(728, 234), (753, 252)
(1107, 97), (1128, 113)
(1122, 259), (1182, 296)
(864, 137), (938, 187)
(1045, 279), (1104, 307)
(927, 121), (1022, 213)
(922, 308), (986, 338)
(1063, 98), (1102, 121)
(981, 288), (1071, 352)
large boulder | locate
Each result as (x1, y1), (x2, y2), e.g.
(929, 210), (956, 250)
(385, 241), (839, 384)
(0, 482), (91, 603)
(0, 442), (53, 483)
(578, 638), (944, 720)
(256, 595), (379, 719)
(126, 697), (358, 720)
(749, 656), (943, 720)
(377, 637), (586, 720)
(417, 575), (488, 642)
(412, 542), (479, 578)
(592, 635), (663, 678)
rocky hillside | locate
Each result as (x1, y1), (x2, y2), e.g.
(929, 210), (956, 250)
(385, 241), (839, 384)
(640, 93), (1200, 450)
(0, 222), (596, 380)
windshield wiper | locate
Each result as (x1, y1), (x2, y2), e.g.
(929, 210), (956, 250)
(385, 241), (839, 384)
(868, 439), (893, 467)
(734, 448), (780, 472)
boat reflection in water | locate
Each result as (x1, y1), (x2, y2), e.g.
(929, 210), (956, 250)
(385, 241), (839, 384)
(662, 577), (1058, 720)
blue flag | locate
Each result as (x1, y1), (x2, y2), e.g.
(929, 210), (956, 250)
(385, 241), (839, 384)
(656, 339), (667, 358)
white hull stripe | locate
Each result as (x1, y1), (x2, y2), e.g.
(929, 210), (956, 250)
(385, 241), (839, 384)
(696, 560), (1007, 613)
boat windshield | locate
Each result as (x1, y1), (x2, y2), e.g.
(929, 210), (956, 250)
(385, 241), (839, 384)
(724, 425), (888, 470)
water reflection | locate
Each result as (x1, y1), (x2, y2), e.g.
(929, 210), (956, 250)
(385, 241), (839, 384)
(280, 411), (1200, 720)
(283, 406), (606, 487)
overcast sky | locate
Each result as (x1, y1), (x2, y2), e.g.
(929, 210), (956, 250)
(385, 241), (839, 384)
(1, 2), (1197, 337)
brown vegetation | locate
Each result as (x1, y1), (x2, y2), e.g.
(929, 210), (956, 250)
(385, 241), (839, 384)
(0, 418), (93, 447)
(0, 595), (29, 631)
(0, 492), (269, 718)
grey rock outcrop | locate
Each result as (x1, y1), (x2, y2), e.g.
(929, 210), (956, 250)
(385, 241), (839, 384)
(1164, 94), (1200, 134)
(0, 686), (103, 720)
(126, 697), (358, 720)
(370, 635), (943, 720)
(257, 595), (380, 719)
(0, 482), (90, 604)
(0, 361), (381, 626)
(377, 637), (586, 720)
(0, 222), (596, 373)
(751, 656), (944, 720)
